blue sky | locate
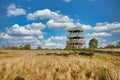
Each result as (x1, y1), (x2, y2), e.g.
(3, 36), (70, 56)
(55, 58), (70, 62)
(0, 0), (120, 49)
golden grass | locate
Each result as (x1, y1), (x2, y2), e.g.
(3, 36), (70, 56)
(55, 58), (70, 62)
(0, 50), (120, 80)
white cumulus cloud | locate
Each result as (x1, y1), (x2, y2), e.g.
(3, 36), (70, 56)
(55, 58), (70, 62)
(86, 32), (112, 37)
(47, 20), (75, 29)
(43, 36), (66, 48)
(0, 33), (13, 39)
(112, 30), (120, 34)
(88, 0), (95, 2)
(7, 4), (26, 17)
(45, 42), (62, 47)
(27, 9), (76, 29)
(62, 0), (71, 3)
(50, 36), (67, 41)
(76, 23), (92, 30)
(6, 22), (45, 36)
(25, 22), (45, 30)
(27, 9), (89, 29)
(27, 9), (61, 20)
(38, 36), (44, 39)
(27, 9), (73, 22)
(93, 22), (120, 32)
(6, 24), (41, 36)
(45, 36), (66, 42)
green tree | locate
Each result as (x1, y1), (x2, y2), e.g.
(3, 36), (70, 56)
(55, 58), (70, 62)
(1, 45), (6, 50)
(19, 45), (24, 50)
(24, 44), (31, 50)
(10, 46), (18, 50)
(105, 44), (116, 48)
(116, 41), (120, 48)
(89, 38), (98, 49)
(37, 46), (43, 50)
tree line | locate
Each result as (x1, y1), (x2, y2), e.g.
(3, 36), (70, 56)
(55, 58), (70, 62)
(0, 44), (43, 50)
(89, 38), (120, 49)
(0, 39), (120, 50)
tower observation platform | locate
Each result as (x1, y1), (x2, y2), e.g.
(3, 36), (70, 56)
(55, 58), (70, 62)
(65, 27), (85, 49)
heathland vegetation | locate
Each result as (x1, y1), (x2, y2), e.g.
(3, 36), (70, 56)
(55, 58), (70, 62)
(0, 50), (120, 80)
(0, 39), (120, 80)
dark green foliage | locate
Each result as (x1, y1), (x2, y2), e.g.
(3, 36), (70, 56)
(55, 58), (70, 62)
(37, 46), (43, 50)
(19, 45), (24, 50)
(116, 41), (120, 48)
(0, 44), (31, 50)
(3, 45), (18, 50)
(105, 44), (116, 48)
(15, 76), (25, 80)
(89, 38), (98, 49)
(23, 44), (31, 50)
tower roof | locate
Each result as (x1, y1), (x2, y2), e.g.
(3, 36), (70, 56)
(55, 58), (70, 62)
(68, 27), (83, 32)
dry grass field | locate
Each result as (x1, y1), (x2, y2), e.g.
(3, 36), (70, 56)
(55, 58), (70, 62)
(96, 48), (120, 52)
(0, 50), (120, 80)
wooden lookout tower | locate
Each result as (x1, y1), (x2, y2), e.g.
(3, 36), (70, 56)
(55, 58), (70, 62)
(65, 27), (85, 49)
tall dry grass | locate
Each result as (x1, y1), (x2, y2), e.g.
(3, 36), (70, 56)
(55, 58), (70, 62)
(0, 50), (120, 80)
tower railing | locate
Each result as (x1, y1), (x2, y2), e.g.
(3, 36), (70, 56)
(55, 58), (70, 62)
(67, 40), (85, 44)
(67, 34), (84, 38)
